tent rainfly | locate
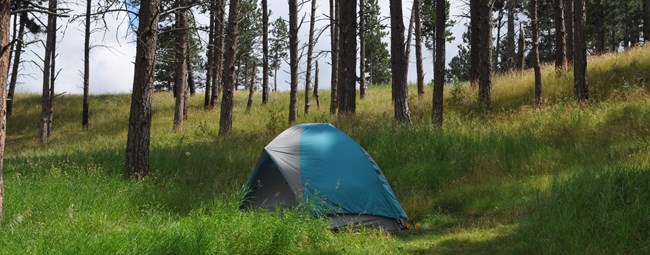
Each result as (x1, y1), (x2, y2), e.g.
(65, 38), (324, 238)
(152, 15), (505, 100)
(240, 123), (408, 231)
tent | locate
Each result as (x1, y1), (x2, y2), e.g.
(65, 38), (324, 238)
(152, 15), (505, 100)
(240, 123), (408, 231)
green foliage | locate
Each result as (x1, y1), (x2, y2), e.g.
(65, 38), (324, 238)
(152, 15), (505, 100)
(362, 0), (391, 85)
(447, 28), (471, 82)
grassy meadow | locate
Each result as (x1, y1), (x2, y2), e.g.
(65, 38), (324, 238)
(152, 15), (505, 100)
(1, 46), (650, 254)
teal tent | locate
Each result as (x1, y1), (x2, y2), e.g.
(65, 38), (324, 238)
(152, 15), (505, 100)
(241, 123), (408, 230)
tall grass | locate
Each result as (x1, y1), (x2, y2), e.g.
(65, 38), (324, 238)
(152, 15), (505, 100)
(1, 46), (650, 254)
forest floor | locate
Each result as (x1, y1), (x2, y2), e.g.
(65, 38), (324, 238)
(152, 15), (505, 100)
(1, 46), (650, 254)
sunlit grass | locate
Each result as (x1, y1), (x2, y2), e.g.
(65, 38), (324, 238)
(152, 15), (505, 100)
(1, 45), (650, 254)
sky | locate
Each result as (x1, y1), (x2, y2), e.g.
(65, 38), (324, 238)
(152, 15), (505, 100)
(9, 0), (469, 95)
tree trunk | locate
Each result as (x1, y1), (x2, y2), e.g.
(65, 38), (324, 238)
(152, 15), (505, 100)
(204, 0), (214, 109)
(532, 0), (542, 107)
(554, 0), (567, 75)
(8, 5), (26, 118)
(246, 61), (256, 112)
(611, 29), (617, 52)
(476, 0), (493, 107)
(218, 0), (241, 136)
(432, 0), (445, 127)
(390, 0), (411, 124)
(404, 0), (416, 79)
(82, 0), (91, 129)
(125, 0), (160, 177)
(288, 0), (298, 123)
(329, 0), (338, 115)
(359, 0), (367, 99)
(7, 12), (15, 81)
(495, 9), (503, 70)
(186, 45), (195, 95)
(40, 0), (57, 144)
(274, 67), (278, 92)
(414, 0), (424, 99)
(469, 0), (479, 87)
(48, 6), (56, 137)
(337, 0), (357, 115)
(643, 0), (650, 44)
(565, 0), (574, 63)
(0, 0), (12, 217)
(506, 0), (516, 71)
(211, 0), (225, 107)
(314, 61), (320, 109)
(262, 0), (269, 104)
(517, 23), (526, 70)
(596, 30), (605, 54)
(573, 0), (588, 101)
(305, 0), (316, 114)
(173, 0), (188, 131)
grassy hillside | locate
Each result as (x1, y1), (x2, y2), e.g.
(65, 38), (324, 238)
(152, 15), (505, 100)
(1, 46), (650, 254)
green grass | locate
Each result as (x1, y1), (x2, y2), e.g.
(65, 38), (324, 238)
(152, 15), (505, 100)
(2, 45), (650, 254)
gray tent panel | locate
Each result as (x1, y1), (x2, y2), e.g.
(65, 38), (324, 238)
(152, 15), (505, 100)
(329, 214), (407, 231)
(243, 156), (297, 209)
(265, 126), (304, 202)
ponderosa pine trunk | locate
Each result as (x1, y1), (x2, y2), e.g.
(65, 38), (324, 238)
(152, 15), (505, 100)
(414, 0), (424, 99)
(532, 0), (542, 107)
(246, 61), (256, 113)
(173, 0), (188, 131)
(262, 0), (269, 104)
(218, 0), (241, 136)
(40, 0), (57, 144)
(314, 61), (320, 108)
(565, 0), (574, 63)
(82, 0), (91, 129)
(359, 0), (367, 99)
(476, 0), (493, 107)
(390, 0), (411, 124)
(506, 0), (516, 71)
(573, 0), (588, 101)
(432, 0), (445, 127)
(288, 0), (298, 123)
(469, 0), (479, 87)
(304, 0), (316, 114)
(204, 0), (214, 109)
(8, 4), (26, 118)
(404, 0), (416, 79)
(337, 0), (356, 115)
(494, 8), (503, 70)
(125, 0), (160, 177)
(554, 0), (567, 75)
(211, 0), (225, 107)
(0, 0), (12, 217)
(329, 0), (338, 115)
(517, 23), (526, 70)
(186, 45), (195, 95)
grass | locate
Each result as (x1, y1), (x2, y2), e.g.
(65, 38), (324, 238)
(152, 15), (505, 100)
(1, 45), (650, 254)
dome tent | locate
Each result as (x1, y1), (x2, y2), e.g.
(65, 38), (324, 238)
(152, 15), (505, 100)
(240, 123), (408, 231)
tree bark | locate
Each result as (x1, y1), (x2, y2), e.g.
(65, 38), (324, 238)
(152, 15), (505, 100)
(125, 0), (160, 177)
(517, 23), (526, 70)
(246, 61), (256, 112)
(495, 9), (502, 70)
(554, 0), (567, 75)
(0, 0), (12, 217)
(204, 0), (214, 109)
(329, 0), (338, 115)
(314, 61), (320, 109)
(414, 0), (424, 99)
(432, 0), (445, 127)
(173, 0), (188, 131)
(390, 0), (411, 124)
(211, 0), (225, 107)
(643, 0), (650, 44)
(532, 0), (542, 107)
(359, 0), (367, 99)
(565, 0), (574, 63)
(288, 0), (298, 123)
(305, 0), (316, 114)
(186, 44), (195, 95)
(476, 0), (493, 107)
(573, 0), (588, 101)
(40, 0), (56, 144)
(506, 0), (516, 71)
(82, 0), (91, 129)
(405, 0), (416, 79)
(262, 0), (269, 104)
(8, 3), (25, 118)
(218, 0), (241, 136)
(337, 0), (357, 115)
